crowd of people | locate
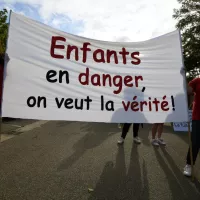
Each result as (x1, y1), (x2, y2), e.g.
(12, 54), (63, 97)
(117, 76), (200, 177)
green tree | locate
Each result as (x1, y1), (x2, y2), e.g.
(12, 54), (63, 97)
(173, 0), (200, 81)
(0, 8), (8, 57)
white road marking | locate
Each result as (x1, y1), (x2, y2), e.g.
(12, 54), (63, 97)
(6, 124), (22, 128)
(15, 120), (49, 133)
(1, 120), (49, 142)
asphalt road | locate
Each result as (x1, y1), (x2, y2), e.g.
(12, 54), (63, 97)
(0, 121), (200, 200)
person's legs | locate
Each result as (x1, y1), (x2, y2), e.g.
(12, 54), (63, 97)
(152, 123), (158, 139)
(118, 123), (131, 144)
(186, 147), (199, 166)
(133, 123), (140, 138)
(151, 123), (159, 146)
(133, 123), (141, 144)
(184, 120), (200, 176)
(121, 123), (131, 139)
(157, 123), (164, 138)
(157, 123), (166, 145)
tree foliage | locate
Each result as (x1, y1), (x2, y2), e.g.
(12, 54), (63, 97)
(173, 0), (200, 80)
(0, 8), (8, 58)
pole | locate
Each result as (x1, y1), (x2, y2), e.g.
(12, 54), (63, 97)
(0, 10), (12, 143)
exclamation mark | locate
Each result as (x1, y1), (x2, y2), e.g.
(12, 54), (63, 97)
(171, 96), (175, 111)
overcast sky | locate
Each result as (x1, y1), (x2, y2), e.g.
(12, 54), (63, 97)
(0, 0), (180, 42)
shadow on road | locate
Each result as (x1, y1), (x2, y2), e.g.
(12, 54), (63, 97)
(56, 121), (78, 127)
(154, 147), (200, 200)
(57, 123), (119, 171)
(88, 144), (149, 200)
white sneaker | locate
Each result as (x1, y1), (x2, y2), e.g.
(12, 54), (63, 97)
(183, 165), (192, 177)
(151, 139), (159, 146)
(117, 137), (124, 144)
(133, 137), (141, 144)
(157, 138), (166, 145)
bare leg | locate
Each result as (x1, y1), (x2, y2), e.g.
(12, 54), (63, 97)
(157, 123), (164, 139)
(152, 123), (158, 139)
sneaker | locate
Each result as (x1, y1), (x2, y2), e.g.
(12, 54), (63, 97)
(151, 139), (159, 146)
(157, 138), (166, 145)
(133, 137), (141, 144)
(117, 137), (124, 144)
(183, 165), (192, 177)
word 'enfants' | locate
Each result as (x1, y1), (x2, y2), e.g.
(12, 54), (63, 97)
(50, 36), (141, 65)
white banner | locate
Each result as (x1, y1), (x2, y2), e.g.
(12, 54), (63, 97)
(2, 12), (189, 123)
(173, 110), (192, 132)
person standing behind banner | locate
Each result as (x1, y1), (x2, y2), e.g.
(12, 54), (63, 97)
(117, 123), (142, 144)
(183, 77), (200, 177)
(151, 123), (166, 146)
